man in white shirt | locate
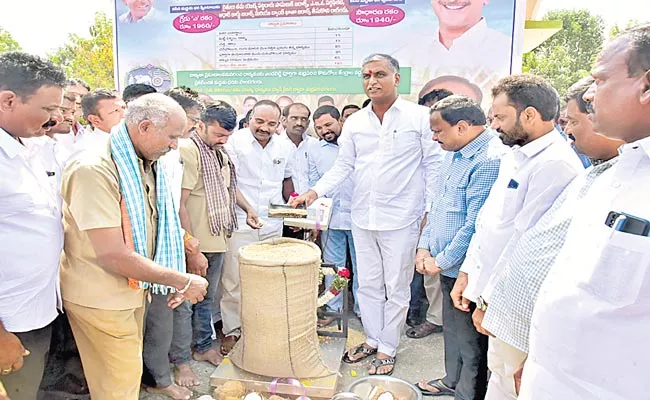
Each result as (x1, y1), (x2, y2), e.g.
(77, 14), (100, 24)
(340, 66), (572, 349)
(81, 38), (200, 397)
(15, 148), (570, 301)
(518, 24), (650, 400)
(0, 51), (68, 400)
(448, 75), (583, 399)
(281, 103), (317, 196)
(26, 93), (76, 199)
(391, 0), (512, 97)
(292, 54), (444, 375)
(308, 105), (359, 326)
(475, 76), (626, 400)
(119, 0), (156, 23)
(74, 89), (126, 152)
(65, 78), (90, 137)
(221, 100), (296, 355)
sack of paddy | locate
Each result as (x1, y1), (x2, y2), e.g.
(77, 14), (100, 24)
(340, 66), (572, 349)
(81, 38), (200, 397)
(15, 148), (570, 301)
(229, 238), (334, 378)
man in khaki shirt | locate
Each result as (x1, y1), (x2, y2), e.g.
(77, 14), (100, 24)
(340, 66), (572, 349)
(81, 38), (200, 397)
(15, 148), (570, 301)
(178, 103), (261, 365)
(60, 94), (208, 400)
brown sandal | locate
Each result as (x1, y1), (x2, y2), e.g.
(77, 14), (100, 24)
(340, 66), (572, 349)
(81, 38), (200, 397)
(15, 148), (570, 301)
(406, 321), (442, 339)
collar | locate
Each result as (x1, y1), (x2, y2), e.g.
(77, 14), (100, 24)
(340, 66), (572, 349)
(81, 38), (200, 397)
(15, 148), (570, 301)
(620, 135), (650, 158)
(320, 139), (338, 148)
(436, 18), (488, 49)
(280, 130), (309, 146)
(457, 129), (493, 158)
(94, 127), (109, 135)
(122, 8), (155, 23)
(366, 96), (404, 115)
(245, 128), (276, 146)
(517, 128), (563, 159)
(0, 127), (26, 159)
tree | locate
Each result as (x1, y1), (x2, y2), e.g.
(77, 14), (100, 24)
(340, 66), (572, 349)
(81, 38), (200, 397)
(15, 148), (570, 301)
(0, 27), (21, 53)
(50, 12), (114, 89)
(523, 9), (605, 96)
(609, 19), (647, 38)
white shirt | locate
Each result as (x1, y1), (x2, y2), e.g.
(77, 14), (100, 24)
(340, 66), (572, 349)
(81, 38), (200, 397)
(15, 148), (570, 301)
(312, 98), (444, 231)
(158, 148), (184, 213)
(225, 128), (295, 236)
(54, 127), (86, 148)
(461, 129), (583, 302)
(308, 139), (353, 231)
(119, 7), (158, 23)
(281, 132), (318, 195)
(24, 135), (72, 207)
(73, 127), (110, 155)
(0, 129), (63, 333)
(520, 137), (650, 400)
(391, 18), (512, 103)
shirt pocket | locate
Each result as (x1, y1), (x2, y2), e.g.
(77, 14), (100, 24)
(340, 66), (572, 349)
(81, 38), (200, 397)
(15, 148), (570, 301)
(383, 129), (420, 156)
(270, 157), (286, 182)
(442, 182), (468, 214)
(578, 230), (650, 307)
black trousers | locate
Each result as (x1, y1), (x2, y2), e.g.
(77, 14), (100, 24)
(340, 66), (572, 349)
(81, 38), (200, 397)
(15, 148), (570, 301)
(408, 271), (429, 324)
(3, 324), (51, 400)
(440, 275), (488, 400)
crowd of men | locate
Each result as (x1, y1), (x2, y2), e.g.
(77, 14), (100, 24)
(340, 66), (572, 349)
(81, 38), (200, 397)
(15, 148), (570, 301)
(0, 23), (649, 400)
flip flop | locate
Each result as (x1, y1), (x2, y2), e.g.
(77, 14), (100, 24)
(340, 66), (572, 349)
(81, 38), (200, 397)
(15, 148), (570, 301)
(415, 379), (455, 397)
(369, 357), (395, 376)
(342, 344), (377, 364)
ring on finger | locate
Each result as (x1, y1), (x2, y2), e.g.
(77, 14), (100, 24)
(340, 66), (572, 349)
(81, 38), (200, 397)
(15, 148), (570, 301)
(1, 368), (12, 374)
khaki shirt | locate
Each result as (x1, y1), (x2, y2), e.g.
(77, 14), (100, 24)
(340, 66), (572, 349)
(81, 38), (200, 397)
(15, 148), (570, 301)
(179, 138), (230, 253)
(60, 138), (158, 310)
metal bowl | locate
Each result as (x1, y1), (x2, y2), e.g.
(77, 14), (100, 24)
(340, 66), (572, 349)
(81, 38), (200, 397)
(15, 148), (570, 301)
(346, 376), (422, 400)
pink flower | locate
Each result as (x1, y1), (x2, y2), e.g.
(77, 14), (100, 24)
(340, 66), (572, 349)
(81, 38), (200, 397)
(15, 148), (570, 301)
(338, 268), (351, 279)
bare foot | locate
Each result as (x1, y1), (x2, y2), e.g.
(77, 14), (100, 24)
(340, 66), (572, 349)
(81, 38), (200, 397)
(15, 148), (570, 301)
(193, 347), (223, 366)
(145, 383), (192, 400)
(317, 316), (337, 328)
(174, 363), (200, 387)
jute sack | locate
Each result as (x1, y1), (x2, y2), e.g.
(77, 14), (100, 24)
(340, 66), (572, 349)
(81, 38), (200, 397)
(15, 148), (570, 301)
(229, 238), (334, 378)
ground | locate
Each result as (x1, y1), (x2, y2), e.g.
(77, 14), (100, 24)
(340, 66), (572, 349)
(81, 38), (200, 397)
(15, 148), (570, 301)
(139, 317), (453, 400)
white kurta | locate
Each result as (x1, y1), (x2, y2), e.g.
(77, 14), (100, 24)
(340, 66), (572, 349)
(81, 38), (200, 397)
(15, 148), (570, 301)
(311, 98), (444, 356)
(520, 137), (650, 400)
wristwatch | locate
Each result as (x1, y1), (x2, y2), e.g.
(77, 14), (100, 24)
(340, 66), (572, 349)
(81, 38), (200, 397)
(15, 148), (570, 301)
(476, 296), (488, 312)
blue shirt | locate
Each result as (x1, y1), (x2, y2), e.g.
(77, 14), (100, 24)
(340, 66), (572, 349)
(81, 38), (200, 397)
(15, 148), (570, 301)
(418, 129), (507, 278)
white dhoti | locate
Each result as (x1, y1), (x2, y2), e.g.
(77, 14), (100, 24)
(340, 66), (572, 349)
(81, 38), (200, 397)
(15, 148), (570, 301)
(220, 229), (281, 337)
(485, 337), (528, 400)
(351, 221), (420, 357)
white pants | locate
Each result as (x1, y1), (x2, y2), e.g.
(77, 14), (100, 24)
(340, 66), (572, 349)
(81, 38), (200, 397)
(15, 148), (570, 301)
(351, 221), (420, 357)
(220, 229), (280, 337)
(485, 337), (528, 400)
(424, 274), (443, 325)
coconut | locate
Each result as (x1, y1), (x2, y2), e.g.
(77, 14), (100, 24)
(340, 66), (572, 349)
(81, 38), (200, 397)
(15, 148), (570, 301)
(243, 393), (265, 400)
(376, 392), (395, 400)
(213, 381), (247, 400)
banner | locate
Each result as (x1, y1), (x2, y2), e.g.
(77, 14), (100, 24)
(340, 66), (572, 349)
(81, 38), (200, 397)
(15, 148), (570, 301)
(114, 0), (525, 111)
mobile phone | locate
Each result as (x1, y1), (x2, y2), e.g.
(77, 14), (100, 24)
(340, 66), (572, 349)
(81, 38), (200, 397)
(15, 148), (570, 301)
(605, 211), (650, 237)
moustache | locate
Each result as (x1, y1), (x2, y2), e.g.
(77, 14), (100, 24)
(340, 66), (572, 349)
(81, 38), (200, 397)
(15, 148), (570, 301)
(584, 101), (595, 115)
(42, 119), (57, 128)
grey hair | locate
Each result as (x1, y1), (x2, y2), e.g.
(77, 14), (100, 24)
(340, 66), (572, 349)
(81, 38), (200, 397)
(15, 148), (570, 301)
(362, 53), (400, 73)
(125, 93), (183, 128)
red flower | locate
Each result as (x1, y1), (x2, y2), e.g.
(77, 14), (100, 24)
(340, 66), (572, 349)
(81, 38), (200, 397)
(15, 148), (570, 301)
(338, 268), (351, 279)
